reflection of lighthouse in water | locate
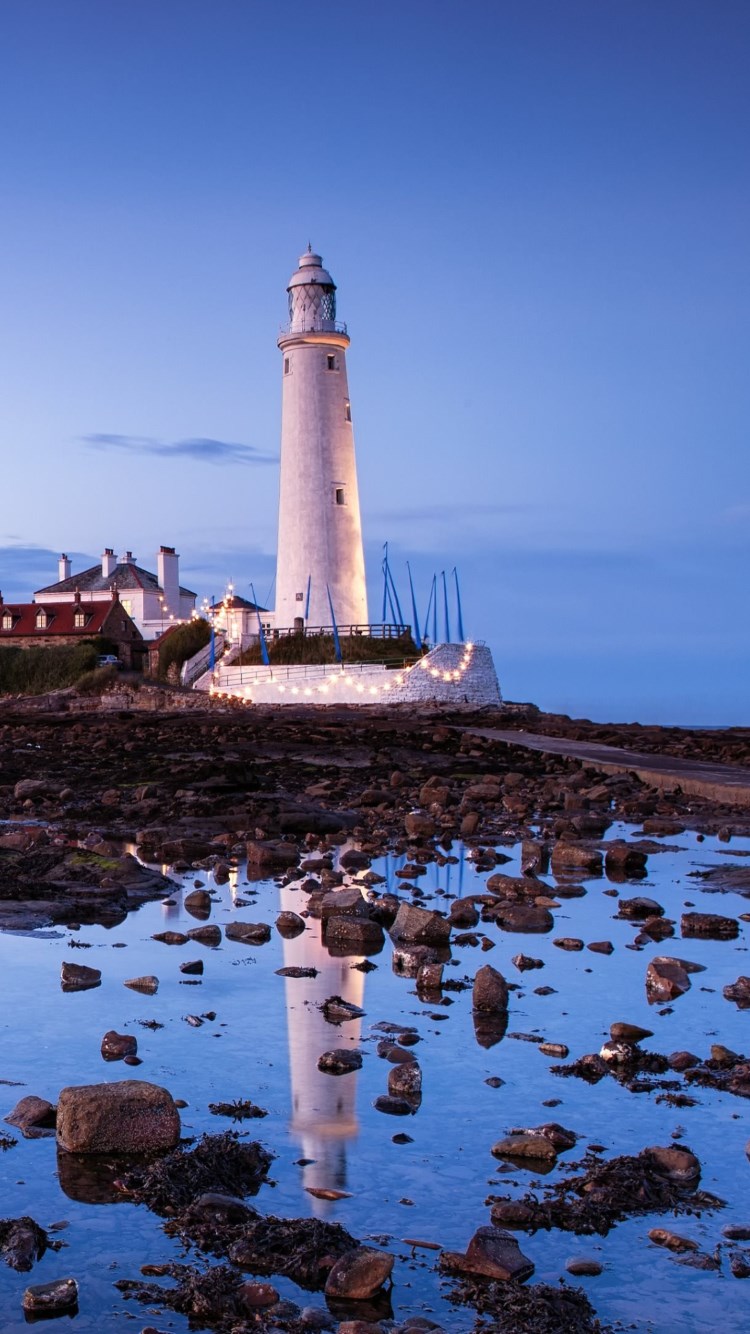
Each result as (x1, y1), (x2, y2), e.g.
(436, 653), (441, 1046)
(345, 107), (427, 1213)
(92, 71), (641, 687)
(280, 885), (365, 1218)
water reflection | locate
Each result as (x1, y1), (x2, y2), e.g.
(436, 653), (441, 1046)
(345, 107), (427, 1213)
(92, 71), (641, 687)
(279, 885), (365, 1217)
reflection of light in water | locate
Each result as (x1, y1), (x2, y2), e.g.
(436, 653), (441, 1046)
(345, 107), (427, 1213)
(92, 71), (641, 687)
(280, 883), (366, 1218)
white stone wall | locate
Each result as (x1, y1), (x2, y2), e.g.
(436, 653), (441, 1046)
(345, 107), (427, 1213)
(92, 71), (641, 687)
(208, 642), (502, 710)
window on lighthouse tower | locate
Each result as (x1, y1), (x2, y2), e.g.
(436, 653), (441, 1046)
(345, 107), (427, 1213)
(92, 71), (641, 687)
(345, 401), (351, 422)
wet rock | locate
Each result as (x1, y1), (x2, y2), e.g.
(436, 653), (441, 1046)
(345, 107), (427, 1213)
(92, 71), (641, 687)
(238, 1280), (279, 1308)
(472, 964), (509, 1014)
(487, 902), (554, 933)
(550, 844), (603, 875)
(247, 839), (300, 869)
(22, 1277), (78, 1314)
(184, 889), (212, 917)
(317, 1050), (363, 1076)
(404, 812), (435, 839)
(124, 975), (159, 994)
(646, 957), (691, 1001)
(5, 1096), (56, 1137)
(225, 921), (271, 945)
(681, 911), (739, 940)
(448, 898), (480, 927)
(565, 1257), (603, 1276)
(539, 1042), (569, 1058)
(0, 1217), (54, 1271)
(618, 897), (664, 919)
(152, 931), (188, 946)
(276, 911), (305, 937)
(440, 1225), (534, 1281)
(187, 924), (222, 946)
(373, 1095), (414, 1116)
(325, 916), (385, 956)
(389, 902), (450, 947)
(610, 1022), (653, 1042)
(100, 1031), (138, 1061)
(521, 839), (550, 874)
(180, 959), (204, 975)
(724, 977), (750, 1009)
(226, 1214), (359, 1288)
(416, 961), (444, 991)
(554, 937), (584, 951)
(604, 843), (648, 875)
(492, 1133), (558, 1162)
(321, 887), (370, 921)
(648, 1227), (699, 1253)
(324, 1246), (394, 1299)
(322, 996), (365, 1024)
(339, 849), (371, 871)
(387, 1062), (422, 1101)
(512, 954), (543, 971)
(56, 1080), (180, 1154)
(668, 1050), (701, 1071)
(587, 940), (614, 954)
(60, 961), (101, 992)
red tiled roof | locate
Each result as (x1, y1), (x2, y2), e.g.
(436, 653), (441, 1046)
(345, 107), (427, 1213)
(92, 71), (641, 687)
(0, 602), (117, 636)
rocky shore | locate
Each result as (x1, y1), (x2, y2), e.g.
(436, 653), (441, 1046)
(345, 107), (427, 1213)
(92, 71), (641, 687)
(0, 690), (748, 1331)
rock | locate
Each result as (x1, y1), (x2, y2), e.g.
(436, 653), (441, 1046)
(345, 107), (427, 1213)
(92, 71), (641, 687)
(324, 1246), (394, 1298)
(668, 1050), (700, 1071)
(587, 940), (614, 954)
(648, 1228), (699, 1253)
(441, 1226), (534, 1281)
(124, 975), (159, 994)
(388, 1061), (422, 1100)
(56, 1080), (180, 1154)
(566, 1257), (603, 1276)
(416, 962), (444, 991)
(645, 1145), (700, 1184)
(13, 779), (52, 801)
(723, 1225), (750, 1241)
(618, 897), (664, 919)
(373, 1095), (414, 1116)
(610, 1022), (653, 1042)
(539, 1042), (569, 1058)
(472, 964), (509, 1014)
(225, 921), (272, 945)
(512, 954), (544, 971)
(681, 911), (739, 940)
(317, 1050), (363, 1076)
(324, 916), (385, 955)
(276, 911), (305, 937)
(184, 889), (212, 917)
(60, 962), (101, 992)
(489, 903), (554, 933)
(521, 840), (550, 874)
(492, 1133), (558, 1161)
(180, 959), (204, 975)
(321, 887), (370, 921)
(724, 977), (750, 1008)
(5, 1096), (57, 1136)
(101, 1031), (138, 1061)
(152, 931), (188, 946)
(339, 849), (371, 871)
(449, 898), (480, 927)
(460, 812), (480, 838)
(22, 1278), (78, 1315)
(646, 957), (690, 1001)
(389, 903), (450, 947)
(404, 812), (436, 840)
(554, 937), (584, 951)
(187, 924), (222, 946)
(604, 843), (648, 875)
(322, 996), (365, 1024)
(238, 1281), (280, 1309)
(550, 844), (603, 875)
(642, 817), (684, 836)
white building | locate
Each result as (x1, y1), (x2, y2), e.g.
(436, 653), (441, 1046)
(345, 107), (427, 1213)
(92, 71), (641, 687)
(34, 546), (197, 639)
(275, 248), (368, 631)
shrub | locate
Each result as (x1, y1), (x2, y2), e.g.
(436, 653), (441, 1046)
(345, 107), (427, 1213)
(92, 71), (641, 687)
(0, 643), (99, 696)
(157, 619), (211, 680)
(236, 630), (421, 668)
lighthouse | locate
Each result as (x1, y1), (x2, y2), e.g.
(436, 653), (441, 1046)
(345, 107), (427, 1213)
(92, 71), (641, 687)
(275, 248), (368, 630)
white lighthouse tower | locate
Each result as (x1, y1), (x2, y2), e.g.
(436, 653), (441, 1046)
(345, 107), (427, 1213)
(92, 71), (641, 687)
(275, 248), (368, 630)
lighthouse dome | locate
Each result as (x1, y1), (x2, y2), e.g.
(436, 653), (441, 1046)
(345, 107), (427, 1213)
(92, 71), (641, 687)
(286, 246), (337, 331)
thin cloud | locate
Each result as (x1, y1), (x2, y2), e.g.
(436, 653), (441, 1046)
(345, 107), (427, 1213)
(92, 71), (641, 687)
(366, 501), (533, 524)
(82, 434), (276, 465)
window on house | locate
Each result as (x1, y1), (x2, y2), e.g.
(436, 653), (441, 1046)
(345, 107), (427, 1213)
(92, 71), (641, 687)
(74, 611), (86, 628)
(1, 613), (12, 631)
(284, 357), (290, 374)
(345, 402), (351, 422)
(36, 611), (47, 629)
(327, 354), (335, 370)
(121, 598), (133, 617)
(335, 487), (345, 505)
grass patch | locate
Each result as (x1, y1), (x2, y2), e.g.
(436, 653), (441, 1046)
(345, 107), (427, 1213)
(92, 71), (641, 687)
(0, 643), (99, 696)
(158, 619), (211, 680)
(237, 630), (421, 668)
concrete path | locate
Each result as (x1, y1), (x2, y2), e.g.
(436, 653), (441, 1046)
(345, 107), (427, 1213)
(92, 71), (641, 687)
(464, 727), (750, 808)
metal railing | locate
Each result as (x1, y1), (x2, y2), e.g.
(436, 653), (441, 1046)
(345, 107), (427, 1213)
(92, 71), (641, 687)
(278, 320), (348, 338)
(268, 622), (410, 641)
(211, 657), (419, 688)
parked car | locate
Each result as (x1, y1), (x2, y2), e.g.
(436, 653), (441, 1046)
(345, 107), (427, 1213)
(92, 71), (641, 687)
(97, 654), (121, 668)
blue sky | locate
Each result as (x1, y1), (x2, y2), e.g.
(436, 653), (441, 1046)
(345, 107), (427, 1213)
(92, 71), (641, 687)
(1, 0), (748, 722)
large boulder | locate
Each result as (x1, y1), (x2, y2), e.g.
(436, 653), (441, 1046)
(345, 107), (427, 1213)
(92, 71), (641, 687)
(56, 1080), (180, 1155)
(472, 964), (509, 1014)
(389, 903), (450, 947)
(324, 1246), (394, 1298)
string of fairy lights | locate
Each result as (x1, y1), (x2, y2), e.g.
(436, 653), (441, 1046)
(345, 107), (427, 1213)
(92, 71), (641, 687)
(208, 641), (476, 704)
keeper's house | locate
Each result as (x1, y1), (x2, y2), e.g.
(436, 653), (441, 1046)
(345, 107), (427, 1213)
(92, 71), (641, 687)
(0, 589), (143, 668)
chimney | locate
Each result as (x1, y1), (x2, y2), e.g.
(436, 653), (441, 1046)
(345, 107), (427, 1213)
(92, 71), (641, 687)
(120, 550), (135, 565)
(58, 553), (71, 581)
(101, 548), (116, 579)
(157, 545), (180, 617)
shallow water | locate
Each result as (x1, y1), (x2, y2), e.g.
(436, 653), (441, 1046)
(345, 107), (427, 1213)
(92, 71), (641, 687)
(0, 826), (748, 1331)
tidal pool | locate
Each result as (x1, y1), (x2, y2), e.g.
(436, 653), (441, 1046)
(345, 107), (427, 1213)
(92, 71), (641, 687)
(0, 825), (748, 1331)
